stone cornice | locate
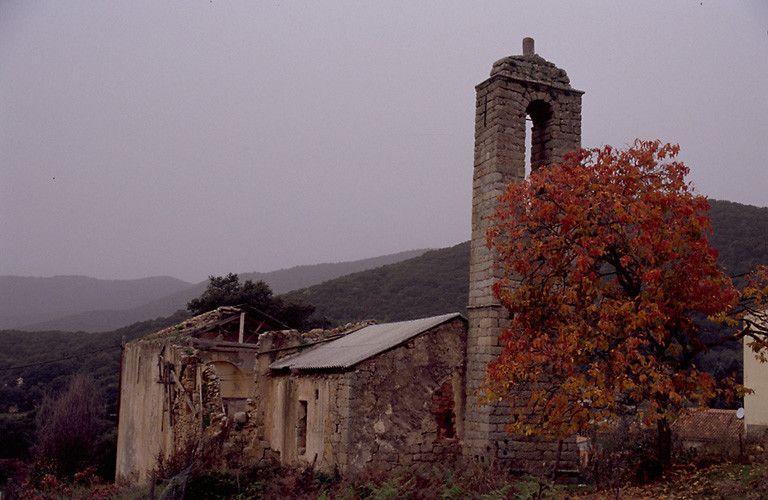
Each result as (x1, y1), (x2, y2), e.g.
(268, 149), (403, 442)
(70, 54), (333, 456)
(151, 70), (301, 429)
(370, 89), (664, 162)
(476, 73), (585, 95)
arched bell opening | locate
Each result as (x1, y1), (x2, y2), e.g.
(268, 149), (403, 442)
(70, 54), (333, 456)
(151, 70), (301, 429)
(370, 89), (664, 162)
(524, 99), (554, 177)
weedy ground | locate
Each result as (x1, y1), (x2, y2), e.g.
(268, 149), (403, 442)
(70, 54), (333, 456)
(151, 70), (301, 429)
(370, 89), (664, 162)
(612, 460), (768, 500)
(8, 454), (768, 499)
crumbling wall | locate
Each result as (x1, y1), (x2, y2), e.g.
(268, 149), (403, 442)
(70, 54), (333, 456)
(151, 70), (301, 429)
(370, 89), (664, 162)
(265, 374), (351, 471)
(346, 318), (466, 469)
(116, 342), (172, 483)
(249, 326), (371, 470)
(116, 336), (266, 483)
(117, 318), (468, 482)
(248, 328), (350, 471)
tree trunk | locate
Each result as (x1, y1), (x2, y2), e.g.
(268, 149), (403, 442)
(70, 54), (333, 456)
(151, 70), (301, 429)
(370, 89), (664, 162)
(551, 439), (563, 480)
(656, 418), (672, 469)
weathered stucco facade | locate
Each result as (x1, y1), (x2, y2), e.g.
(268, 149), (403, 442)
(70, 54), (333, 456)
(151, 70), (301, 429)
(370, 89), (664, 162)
(744, 316), (768, 438)
(116, 341), (175, 482)
(265, 372), (351, 469)
(267, 317), (466, 471)
(116, 308), (267, 483)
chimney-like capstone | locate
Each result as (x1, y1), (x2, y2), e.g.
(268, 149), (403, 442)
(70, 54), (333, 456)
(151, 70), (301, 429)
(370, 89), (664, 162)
(522, 37), (534, 56)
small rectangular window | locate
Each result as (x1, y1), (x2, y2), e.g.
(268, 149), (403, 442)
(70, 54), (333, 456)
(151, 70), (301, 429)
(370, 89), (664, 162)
(297, 400), (308, 455)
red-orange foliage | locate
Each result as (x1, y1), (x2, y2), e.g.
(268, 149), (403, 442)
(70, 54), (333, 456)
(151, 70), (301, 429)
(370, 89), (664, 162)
(486, 140), (768, 440)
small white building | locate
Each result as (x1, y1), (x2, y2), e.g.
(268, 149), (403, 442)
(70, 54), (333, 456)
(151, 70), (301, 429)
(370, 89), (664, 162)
(743, 318), (768, 438)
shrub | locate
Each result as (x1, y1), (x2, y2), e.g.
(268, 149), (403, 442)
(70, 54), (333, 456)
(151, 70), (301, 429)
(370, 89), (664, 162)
(32, 374), (107, 479)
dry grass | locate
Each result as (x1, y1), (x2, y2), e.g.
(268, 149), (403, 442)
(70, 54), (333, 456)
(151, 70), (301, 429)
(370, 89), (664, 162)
(11, 447), (768, 499)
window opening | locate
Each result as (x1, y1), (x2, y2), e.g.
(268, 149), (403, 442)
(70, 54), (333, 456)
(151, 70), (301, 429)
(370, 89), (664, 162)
(297, 400), (308, 455)
(431, 381), (456, 439)
(525, 100), (553, 176)
(524, 116), (532, 179)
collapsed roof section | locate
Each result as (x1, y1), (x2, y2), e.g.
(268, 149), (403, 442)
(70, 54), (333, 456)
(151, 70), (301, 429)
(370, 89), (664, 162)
(130, 307), (466, 371)
(140, 304), (290, 345)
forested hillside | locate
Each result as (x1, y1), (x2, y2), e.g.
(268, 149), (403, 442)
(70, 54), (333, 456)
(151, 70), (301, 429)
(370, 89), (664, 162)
(285, 242), (470, 324)
(0, 312), (189, 466)
(707, 199), (768, 277)
(287, 199), (768, 324)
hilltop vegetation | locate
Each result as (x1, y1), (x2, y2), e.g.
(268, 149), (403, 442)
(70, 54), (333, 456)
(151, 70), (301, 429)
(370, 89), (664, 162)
(287, 200), (768, 324)
(10, 249), (425, 333)
(707, 199), (768, 277)
(0, 313), (188, 466)
(285, 241), (469, 324)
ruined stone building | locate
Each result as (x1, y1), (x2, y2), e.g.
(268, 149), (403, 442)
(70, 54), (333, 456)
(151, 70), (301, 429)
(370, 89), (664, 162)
(116, 38), (586, 482)
(116, 308), (466, 481)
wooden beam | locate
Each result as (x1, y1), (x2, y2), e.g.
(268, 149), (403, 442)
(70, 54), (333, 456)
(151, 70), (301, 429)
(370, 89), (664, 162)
(238, 312), (245, 343)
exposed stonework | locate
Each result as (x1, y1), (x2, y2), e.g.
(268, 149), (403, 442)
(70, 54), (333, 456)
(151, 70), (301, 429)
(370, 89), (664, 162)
(465, 37), (583, 470)
(264, 371), (353, 469)
(344, 319), (466, 469)
(264, 316), (467, 472)
(115, 307), (361, 482)
(115, 327), (264, 483)
(116, 308), (467, 482)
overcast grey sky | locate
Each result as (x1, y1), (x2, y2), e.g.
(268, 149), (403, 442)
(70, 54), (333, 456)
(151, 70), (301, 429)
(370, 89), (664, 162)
(1, 1), (766, 282)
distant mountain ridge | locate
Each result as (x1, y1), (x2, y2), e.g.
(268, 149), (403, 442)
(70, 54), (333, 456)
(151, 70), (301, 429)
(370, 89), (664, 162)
(4, 199), (765, 333)
(9, 249), (428, 332)
(285, 199), (768, 324)
(0, 275), (191, 330)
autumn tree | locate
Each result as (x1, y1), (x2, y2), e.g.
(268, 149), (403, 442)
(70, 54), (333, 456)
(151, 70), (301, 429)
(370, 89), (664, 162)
(486, 140), (768, 467)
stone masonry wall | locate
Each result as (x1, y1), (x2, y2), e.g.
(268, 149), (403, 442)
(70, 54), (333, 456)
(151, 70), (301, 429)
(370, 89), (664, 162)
(263, 373), (351, 471)
(251, 326), (367, 470)
(116, 317), (374, 483)
(465, 41), (583, 471)
(346, 318), (467, 470)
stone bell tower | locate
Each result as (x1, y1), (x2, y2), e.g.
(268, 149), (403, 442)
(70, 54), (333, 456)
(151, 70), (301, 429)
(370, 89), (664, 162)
(464, 38), (583, 468)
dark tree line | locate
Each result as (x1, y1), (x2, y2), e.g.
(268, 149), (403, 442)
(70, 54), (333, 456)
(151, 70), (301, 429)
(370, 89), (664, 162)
(187, 273), (326, 329)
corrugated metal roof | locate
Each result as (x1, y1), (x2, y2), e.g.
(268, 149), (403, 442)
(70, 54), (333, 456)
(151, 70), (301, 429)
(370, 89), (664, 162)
(269, 312), (464, 371)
